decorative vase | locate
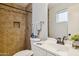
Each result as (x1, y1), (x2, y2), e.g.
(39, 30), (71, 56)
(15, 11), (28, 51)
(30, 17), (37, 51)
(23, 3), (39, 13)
(72, 40), (79, 49)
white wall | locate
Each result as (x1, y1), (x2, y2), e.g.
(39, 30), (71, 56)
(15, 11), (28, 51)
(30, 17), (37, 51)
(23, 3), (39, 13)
(32, 3), (48, 40)
(68, 4), (79, 35)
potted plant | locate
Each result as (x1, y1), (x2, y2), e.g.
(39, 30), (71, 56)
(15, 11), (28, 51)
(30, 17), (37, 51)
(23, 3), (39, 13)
(70, 34), (79, 49)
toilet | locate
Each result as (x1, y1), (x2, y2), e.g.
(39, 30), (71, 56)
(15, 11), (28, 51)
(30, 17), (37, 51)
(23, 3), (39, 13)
(13, 50), (33, 56)
(13, 38), (40, 56)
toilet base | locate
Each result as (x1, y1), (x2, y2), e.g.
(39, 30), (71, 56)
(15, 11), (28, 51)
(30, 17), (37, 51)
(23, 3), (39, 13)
(13, 50), (33, 56)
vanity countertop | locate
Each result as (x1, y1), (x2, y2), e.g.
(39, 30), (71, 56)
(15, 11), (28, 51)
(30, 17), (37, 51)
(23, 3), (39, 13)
(33, 38), (79, 56)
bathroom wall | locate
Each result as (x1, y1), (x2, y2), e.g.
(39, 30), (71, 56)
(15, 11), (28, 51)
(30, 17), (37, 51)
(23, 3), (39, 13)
(25, 4), (32, 49)
(68, 4), (79, 35)
(49, 3), (79, 38)
(32, 3), (48, 40)
(25, 13), (32, 49)
(0, 4), (31, 55)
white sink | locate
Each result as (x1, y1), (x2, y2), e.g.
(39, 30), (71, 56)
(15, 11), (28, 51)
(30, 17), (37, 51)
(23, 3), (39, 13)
(33, 38), (79, 56)
(41, 42), (70, 54)
(36, 42), (42, 45)
(30, 38), (40, 42)
(57, 45), (69, 51)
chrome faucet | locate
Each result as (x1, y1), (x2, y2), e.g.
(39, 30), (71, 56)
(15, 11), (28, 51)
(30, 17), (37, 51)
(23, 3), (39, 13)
(56, 37), (61, 44)
(56, 36), (68, 45)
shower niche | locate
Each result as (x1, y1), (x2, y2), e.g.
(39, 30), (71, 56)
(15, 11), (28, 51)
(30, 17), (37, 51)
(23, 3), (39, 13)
(13, 21), (20, 28)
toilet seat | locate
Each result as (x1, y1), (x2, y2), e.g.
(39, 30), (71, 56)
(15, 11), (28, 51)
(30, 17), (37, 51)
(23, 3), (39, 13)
(13, 50), (33, 56)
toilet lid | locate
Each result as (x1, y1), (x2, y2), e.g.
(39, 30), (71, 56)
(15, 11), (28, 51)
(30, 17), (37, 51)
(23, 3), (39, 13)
(13, 50), (33, 56)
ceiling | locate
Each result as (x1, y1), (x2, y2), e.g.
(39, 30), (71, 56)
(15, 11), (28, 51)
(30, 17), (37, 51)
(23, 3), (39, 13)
(15, 3), (32, 11)
(4, 3), (32, 11)
(5, 3), (30, 9)
(14, 3), (29, 8)
(48, 3), (78, 9)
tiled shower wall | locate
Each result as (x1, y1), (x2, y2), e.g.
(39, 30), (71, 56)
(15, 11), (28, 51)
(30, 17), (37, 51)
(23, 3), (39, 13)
(0, 4), (30, 55)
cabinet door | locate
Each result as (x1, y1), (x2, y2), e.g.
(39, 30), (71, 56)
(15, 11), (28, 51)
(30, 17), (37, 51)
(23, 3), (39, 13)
(37, 47), (47, 56)
(47, 52), (55, 56)
(32, 45), (46, 56)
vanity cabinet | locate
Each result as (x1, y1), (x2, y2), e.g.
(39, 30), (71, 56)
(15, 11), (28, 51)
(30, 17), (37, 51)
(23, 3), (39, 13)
(32, 44), (56, 56)
(47, 51), (57, 56)
(32, 45), (47, 56)
(47, 52), (55, 56)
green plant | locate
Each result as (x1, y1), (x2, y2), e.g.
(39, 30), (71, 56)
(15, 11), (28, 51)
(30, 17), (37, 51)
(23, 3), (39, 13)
(71, 34), (79, 41)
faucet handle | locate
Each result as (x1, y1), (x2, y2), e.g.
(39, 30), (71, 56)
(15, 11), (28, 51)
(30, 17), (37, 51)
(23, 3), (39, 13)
(56, 37), (61, 44)
(63, 36), (68, 40)
(61, 36), (68, 45)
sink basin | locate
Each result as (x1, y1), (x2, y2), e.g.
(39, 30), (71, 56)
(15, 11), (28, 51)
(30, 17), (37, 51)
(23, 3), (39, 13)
(36, 42), (42, 45)
(51, 44), (70, 52)
(44, 42), (70, 52)
(56, 46), (69, 52)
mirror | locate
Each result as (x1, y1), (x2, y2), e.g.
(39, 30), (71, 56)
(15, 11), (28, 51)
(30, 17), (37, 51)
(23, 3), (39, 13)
(48, 3), (79, 38)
